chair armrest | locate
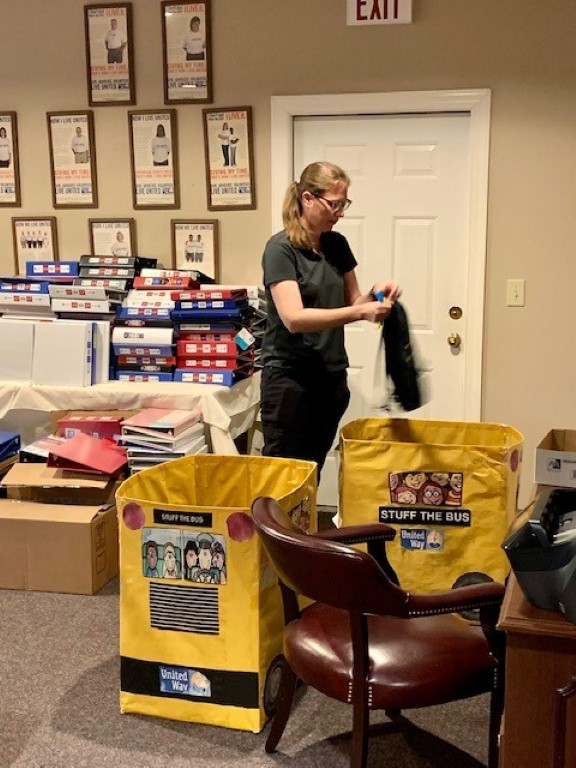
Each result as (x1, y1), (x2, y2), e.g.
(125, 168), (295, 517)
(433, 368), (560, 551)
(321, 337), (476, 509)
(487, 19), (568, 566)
(406, 581), (506, 618)
(315, 524), (401, 586)
(314, 523), (396, 545)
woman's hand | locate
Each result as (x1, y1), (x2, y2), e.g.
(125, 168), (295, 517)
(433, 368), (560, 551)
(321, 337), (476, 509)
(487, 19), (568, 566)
(359, 297), (394, 323)
(372, 281), (402, 302)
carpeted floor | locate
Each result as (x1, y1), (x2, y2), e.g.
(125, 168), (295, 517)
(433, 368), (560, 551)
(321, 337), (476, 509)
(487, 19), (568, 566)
(0, 576), (492, 768)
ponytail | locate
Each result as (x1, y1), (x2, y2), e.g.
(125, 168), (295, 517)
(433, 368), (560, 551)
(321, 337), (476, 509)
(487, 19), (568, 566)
(282, 182), (311, 249)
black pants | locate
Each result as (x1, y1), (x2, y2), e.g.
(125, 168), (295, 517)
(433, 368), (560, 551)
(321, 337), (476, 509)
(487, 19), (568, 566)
(260, 366), (350, 477)
(107, 48), (123, 64)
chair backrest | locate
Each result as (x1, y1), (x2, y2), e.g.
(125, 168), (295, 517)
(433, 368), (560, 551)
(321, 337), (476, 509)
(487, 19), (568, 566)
(251, 496), (409, 617)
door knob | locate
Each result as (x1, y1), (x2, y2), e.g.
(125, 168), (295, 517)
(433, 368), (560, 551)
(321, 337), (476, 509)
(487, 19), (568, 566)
(447, 333), (462, 349)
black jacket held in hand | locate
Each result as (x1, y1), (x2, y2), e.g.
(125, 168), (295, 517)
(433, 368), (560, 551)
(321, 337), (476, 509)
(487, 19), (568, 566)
(382, 301), (422, 411)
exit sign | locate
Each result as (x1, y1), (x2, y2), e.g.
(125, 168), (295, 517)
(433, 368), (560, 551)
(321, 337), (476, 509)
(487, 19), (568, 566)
(347, 0), (412, 25)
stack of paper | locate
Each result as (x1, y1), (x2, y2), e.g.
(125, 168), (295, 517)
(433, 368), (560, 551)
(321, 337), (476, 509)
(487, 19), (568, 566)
(119, 408), (208, 473)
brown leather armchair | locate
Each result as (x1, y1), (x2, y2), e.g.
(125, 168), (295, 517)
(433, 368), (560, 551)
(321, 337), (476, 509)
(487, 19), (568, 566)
(251, 496), (506, 768)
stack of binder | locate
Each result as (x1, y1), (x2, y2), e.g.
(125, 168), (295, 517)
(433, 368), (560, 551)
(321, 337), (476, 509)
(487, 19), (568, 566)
(0, 277), (56, 320)
(175, 338), (255, 385)
(111, 274), (199, 382)
(119, 407), (208, 473)
(171, 287), (258, 385)
(77, 255), (155, 290)
(49, 283), (120, 321)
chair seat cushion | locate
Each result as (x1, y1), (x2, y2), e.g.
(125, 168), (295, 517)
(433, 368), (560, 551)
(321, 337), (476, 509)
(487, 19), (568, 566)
(284, 602), (495, 710)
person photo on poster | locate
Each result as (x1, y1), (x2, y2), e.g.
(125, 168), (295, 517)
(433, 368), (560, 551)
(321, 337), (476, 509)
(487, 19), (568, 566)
(84, 4), (135, 105)
(0, 113), (21, 206)
(71, 125), (90, 163)
(105, 16), (127, 63)
(203, 107), (255, 210)
(12, 217), (58, 274)
(0, 127), (11, 168)
(48, 112), (97, 207)
(129, 110), (179, 208)
(182, 14), (205, 60)
(151, 123), (171, 167)
(90, 219), (135, 257)
(162, 1), (212, 103)
(172, 219), (219, 279)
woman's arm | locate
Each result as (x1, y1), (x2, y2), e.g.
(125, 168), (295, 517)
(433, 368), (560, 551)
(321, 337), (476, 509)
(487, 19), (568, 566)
(271, 275), (394, 334)
(344, 270), (401, 306)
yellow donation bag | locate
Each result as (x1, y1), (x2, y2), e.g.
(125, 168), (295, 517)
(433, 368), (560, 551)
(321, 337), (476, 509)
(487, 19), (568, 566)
(117, 454), (317, 733)
(339, 418), (523, 593)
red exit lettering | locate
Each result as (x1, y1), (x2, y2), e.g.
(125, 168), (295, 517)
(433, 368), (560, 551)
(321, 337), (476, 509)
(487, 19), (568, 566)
(356, 0), (399, 21)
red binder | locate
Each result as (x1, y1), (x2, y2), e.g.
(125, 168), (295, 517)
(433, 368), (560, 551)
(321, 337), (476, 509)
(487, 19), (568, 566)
(47, 433), (128, 475)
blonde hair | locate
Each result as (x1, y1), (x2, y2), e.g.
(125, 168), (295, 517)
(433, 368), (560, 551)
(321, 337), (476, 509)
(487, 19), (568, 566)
(282, 161), (350, 249)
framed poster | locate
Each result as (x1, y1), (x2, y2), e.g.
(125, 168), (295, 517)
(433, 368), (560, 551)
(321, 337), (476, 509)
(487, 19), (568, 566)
(0, 112), (21, 207)
(12, 217), (59, 275)
(171, 219), (219, 280)
(128, 109), (180, 209)
(89, 218), (137, 256)
(84, 3), (135, 105)
(161, 1), (212, 104)
(47, 111), (98, 208)
(203, 106), (256, 211)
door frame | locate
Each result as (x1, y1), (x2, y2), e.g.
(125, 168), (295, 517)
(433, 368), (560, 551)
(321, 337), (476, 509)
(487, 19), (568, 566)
(270, 89), (491, 420)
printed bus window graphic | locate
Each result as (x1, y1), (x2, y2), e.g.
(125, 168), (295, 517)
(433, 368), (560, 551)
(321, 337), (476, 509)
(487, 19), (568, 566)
(142, 527), (226, 585)
(389, 471), (463, 507)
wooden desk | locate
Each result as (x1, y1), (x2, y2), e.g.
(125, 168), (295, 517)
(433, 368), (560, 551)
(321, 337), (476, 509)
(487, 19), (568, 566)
(498, 574), (576, 768)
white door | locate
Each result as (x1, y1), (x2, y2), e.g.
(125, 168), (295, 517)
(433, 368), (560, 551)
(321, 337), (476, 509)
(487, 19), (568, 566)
(271, 91), (491, 505)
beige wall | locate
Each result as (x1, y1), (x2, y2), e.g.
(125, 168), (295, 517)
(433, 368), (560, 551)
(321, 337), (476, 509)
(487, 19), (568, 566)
(1, 0), (575, 505)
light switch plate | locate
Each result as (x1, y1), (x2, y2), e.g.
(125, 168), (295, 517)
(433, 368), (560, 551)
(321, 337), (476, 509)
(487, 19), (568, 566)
(506, 279), (525, 307)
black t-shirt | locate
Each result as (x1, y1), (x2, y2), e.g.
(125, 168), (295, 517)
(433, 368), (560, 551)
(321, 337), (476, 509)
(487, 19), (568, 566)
(261, 230), (357, 372)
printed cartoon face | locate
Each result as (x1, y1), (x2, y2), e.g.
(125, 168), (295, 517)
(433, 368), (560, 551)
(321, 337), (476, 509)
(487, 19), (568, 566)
(396, 487), (417, 505)
(431, 473), (449, 486)
(450, 474), (463, 492)
(427, 530), (443, 549)
(421, 483), (445, 506)
(146, 545), (158, 569)
(199, 547), (212, 570)
(190, 670), (209, 695)
(405, 472), (426, 490)
(212, 551), (225, 569)
(185, 548), (198, 568)
(163, 545), (176, 572)
(389, 473), (399, 491)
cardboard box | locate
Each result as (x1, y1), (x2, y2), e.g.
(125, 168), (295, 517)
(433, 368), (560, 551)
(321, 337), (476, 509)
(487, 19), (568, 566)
(535, 429), (576, 488)
(1, 462), (119, 505)
(0, 500), (118, 594)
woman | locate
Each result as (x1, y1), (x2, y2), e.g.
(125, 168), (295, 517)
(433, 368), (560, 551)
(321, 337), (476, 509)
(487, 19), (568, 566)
(260, 160), (400, 478)
(217, 122), (230, 166)
(151, 124), (171, 167)
(0, 127), (11, 168)
(228, 126), (239, 166)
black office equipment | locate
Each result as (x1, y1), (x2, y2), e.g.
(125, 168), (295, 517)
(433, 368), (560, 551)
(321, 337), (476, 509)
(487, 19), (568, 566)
(502, 487), (576, 624)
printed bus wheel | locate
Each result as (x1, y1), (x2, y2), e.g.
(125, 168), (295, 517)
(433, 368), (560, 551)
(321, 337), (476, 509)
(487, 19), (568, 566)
(263, 655), (285, 717)
(451, 571), (494, 622)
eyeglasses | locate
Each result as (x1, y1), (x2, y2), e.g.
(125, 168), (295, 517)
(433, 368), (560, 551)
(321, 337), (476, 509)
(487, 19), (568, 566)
(314, 195), (352, 213)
